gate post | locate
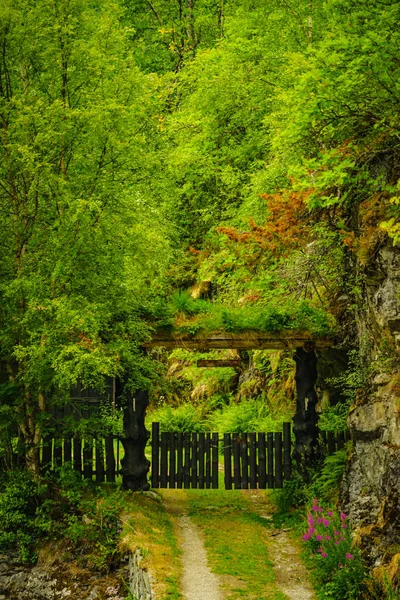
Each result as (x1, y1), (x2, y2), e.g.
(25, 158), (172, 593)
(293, 341), (319, 481)
(120, 388), (150, 491)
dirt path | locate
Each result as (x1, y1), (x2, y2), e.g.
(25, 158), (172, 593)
(160, 490), (222, 600)
(160, 489), (315, 600)
(245, 490), (316, 600)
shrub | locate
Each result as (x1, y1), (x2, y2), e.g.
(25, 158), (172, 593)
(302, 500), (368, 600)
(0, 471), (50, 563)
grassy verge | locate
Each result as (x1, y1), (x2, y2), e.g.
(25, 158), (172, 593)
(118, 490), (183, 600)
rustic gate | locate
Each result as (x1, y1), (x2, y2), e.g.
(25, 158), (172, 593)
(150, 422), (292, 490)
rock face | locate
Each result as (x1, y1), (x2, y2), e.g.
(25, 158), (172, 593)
(341, 238), (400, 578)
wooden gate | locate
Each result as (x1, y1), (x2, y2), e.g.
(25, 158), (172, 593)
(151, 423), (219, 489)
(150, 422), (292, 490)
(223, 424), (292, 489)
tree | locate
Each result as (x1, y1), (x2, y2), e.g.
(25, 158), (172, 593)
(0, 0), (170, 474)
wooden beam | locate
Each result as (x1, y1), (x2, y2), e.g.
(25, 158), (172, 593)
(144, 330), (333, 350)
(197, 359), (241, 368)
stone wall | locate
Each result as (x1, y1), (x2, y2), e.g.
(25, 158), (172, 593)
(128, 549), (154, 600)
(341, 238), (400, 579)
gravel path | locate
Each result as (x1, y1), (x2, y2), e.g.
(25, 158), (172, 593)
(178, 515), (222, 600)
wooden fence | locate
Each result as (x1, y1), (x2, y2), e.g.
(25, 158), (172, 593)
(151, 422), (292, 490)
(319, 430), (350, 456)
(40, 434), (123, 482)
(39, 424), (349, 486)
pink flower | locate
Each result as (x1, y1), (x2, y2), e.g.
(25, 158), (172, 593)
(312, 505), (319, 512)
(302, 533), (311, 541)
(325, 535), (331, 541)
(308, 527), (315, 535)
(334, 531), (340, 536)
(321, 552), (328, 558)
(340, 537), (345, 541)
(308, 515), (314, 526)
(346, 553), (354, 560)
(327, 511), (333, 516)
(340, 512), (347, 520)
(341, 524), (347, 529)
(316, 535), (323, 541)
(323, 519), (330, 527)
(339, 563), (343, 569)
(317, 547), (323, 553)
(317, 518), (323, 523)
(335, 541), (340, 545)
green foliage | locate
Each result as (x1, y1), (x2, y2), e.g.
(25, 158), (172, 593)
(312, 450), (348, 502)
(0, 471), (50, 563)
(209, 397), (289, 434)
(149, 404), (207, 433)
(0, 466), (123, 571)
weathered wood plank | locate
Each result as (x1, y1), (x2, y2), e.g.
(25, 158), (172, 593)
(224, 433), (232, 490)
(258, 433), (267, 489)
(184, 433), (191, 489)
(160, 432), (168, 488)
(176, 432), (183, 489)
(198, 432), (205, 489)
(275, 432), (283, 489)
(249, 433), (257, 489)
(95, 438), (105, 483)
(283, 422), (292, 481)
(105, 435), (115, 483)
(144, 331), (333, 350)
(151, 422), (160, 488)
(211, 433), (219, 489)
(197, 359), (241, 368)
(267, 432), (274, 489)
(233, 434), (241, 489)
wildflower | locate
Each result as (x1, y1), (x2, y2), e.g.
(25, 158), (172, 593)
(327, 511), (333, 516)
(341, 523), (347, 529)
(346, 553), (354, 560)
(323, 519), (330, 527)
(321, 552), (328, 558)
(317, 518), (323, 523)
(340, 512), (347, 520)
(317, 547), (324, 553)
(302, 533), (311, 541)
(334, 531), (340, 536)
(316, 535), (323, 541)
(335, 541), (340, 545)
(307, 515), (314, 526)
(325, 535), (331, 541)
(308, 527), (315, 535)
(340, 537), (345, 541)
(339, 563), (343, 569)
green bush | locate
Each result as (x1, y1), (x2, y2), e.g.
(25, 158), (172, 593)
(0, 471), (50, 563)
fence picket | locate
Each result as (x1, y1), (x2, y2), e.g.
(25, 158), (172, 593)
(249, 433), (257, 489)
(211, 433), (219, 489)
(258, 433), (267, 489)
(275, 432), (283, 489)
(224, 433), (232, 490)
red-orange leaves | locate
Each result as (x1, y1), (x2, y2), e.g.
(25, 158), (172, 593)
(217, 190), (311, 257)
